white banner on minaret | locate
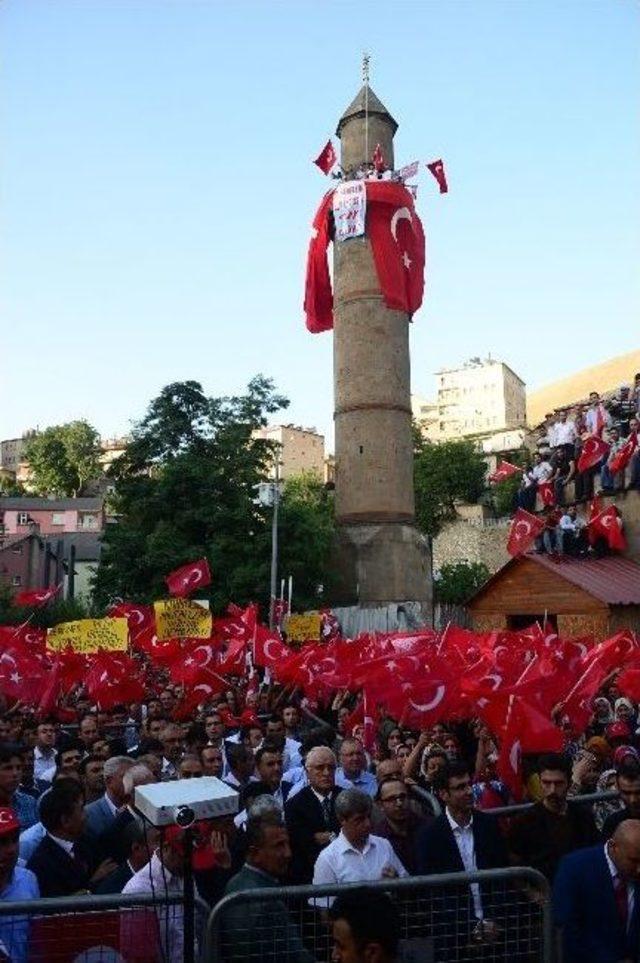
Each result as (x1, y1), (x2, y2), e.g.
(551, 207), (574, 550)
(333, 180), (367, 241)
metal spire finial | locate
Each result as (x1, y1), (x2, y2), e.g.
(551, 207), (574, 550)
(362, 51), (370, 87)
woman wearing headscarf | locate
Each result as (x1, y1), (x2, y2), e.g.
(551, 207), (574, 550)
(586, 697), (614, 738)
(593, 768), (622, 831)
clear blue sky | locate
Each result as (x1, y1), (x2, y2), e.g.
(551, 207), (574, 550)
(2, 0), (638, 450)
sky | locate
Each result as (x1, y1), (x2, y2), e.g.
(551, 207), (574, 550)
(2, 0), (639, 451)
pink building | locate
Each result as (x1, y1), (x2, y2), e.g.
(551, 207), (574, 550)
(0, 497), (104, 537)
(0, 533), (59, 595)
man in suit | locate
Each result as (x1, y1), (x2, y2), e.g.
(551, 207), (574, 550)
(417, 761), (509, 959)
(95, 818), (158, 894)
(222, 810), (314, 963)
(26, 780), (116, 896)
(84, 755), (134, 841)
(554, 818), (640, 963)
(241, 745), (292, 808)
(285, 746), (342, 883)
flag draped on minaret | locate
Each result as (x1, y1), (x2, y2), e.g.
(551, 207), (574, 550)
(304, 181), (425, 333)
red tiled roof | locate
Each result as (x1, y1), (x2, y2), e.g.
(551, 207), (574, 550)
(529, 554), (640, 605)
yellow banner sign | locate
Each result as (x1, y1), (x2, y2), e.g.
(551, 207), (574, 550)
(154, 598), (212, 641)
(47, 618), (129, 654)
(284, 612), (322, 643)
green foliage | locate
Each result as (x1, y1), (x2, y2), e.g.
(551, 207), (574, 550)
(93, 377), (333, 615)
(434, 560), (490, 605)
(0, 477), (25, 496)
(25, 421), (101, 497)
(413, 435), (488, 537)
(490, 450), (529, 517)
(277, 473), (335, 611)
(0, 583), (91, 627)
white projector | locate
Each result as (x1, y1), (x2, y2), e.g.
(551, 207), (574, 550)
(134, 777), (239, 827)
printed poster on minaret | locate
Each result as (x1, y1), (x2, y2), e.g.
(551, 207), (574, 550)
(333, 180), (367, 241)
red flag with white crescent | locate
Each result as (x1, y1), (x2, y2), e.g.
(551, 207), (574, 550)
(313, 139), (337, 176)
(506, 509), (546, 557)
(577, 435), (610, 473)
(609, 434), (638, 475)
(14, 585), (61, 608)
(537, 481), (555, 507)
(488, 461), (521, 485)
(588, 506), (627, 551)
(426, 158), (448, 193)
(165, 558), (211, 598)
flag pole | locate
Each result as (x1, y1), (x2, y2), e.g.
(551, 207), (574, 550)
(362, 51), (370, 165)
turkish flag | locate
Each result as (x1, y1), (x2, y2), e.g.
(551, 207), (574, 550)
(165, 558), (211, 597)
(372, 143), (385, 172)
(488, 461), (521, 484)
(366, 181), (425, 317)
(617, 667), (640, 703)
(304, 189), (335, 333)
(313, 139), (337, 175)
(85, 652), (145, 710)
(577, 435), (610, 473)
(253, 628), (289, 668)
(0, 646), (48, 704)
(427, 158), (448, 193)
(506, 509), (545, 556)
(14, 585), (60, 608)
(496, 698), (523, 801)
(107, 603), (155, 646)
(589, 506), (627, 551)
(609, 434), (638, 475)
(537, 481), (555, 507)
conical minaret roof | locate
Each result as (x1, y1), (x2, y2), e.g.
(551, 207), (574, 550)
(336, 85), (398, 138)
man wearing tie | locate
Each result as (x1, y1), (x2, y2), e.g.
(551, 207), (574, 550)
(285, 746), (341, 883)
(554, 818), (640, 963)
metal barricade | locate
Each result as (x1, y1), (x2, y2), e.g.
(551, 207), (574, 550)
(204, 866), (553, 963)
(0, 891), (209, 963)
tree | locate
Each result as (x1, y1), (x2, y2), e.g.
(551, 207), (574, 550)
(413, 432), (487, 537)
(25, 421), (101, 497)
(93, 376), (315, 613)
(434, 560), (490, 605)
(277, 473), (335, 612)
(490, 450), (529, 517)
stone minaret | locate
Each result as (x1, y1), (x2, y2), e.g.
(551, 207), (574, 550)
(331, 85), (432, 626)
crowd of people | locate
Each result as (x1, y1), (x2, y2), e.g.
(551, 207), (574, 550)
(0, 675), (639, 961)
(516, 380), (640, 513)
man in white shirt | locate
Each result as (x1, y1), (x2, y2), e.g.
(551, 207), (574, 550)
(312, 788), (407, 905)
(553, 410), (577, 457)
(556, 504), (586, 557)
(33, 723), (57, 782)
(585, 391), (612, 437)
(121, 829), (187, 963)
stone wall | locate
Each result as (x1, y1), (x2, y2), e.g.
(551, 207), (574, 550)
(433, 515), (511, 576)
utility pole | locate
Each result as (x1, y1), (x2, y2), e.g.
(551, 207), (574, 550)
(268, 450), (281, 629)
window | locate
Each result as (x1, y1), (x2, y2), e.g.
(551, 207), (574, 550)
(11, 575), (22, 587)
(11, 545), (22, 555)
(51, 513), (65, 526)
(80, 514), (97, 530)
(17, 513), (29, 525)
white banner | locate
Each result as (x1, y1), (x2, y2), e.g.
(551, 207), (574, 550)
(333, 180), (367, 241)
(398, 160), (419, 181)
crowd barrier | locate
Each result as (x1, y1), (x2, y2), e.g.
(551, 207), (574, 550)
(0, 891), (209, 963)
(204, 866), (554, 963)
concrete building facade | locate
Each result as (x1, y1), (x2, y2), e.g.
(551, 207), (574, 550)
(253, 425), (325, 480)
(0, 497), (105, 536)
(435, 357), (526, 440)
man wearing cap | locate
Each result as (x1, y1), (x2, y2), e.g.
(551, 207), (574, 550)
(0, 807), (39, 963)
